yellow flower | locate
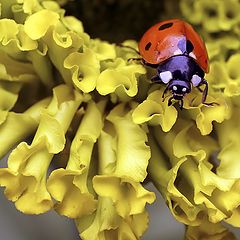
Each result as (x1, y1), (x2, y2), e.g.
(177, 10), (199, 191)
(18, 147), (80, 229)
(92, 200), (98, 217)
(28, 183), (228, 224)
(181, 0), (240, 32)
(0, 85), (82, 214)
(24, 9), (60, 40)
(93, 104), (155, 211)
(47, 100), (105, 218)
(148, 119), (235, 225)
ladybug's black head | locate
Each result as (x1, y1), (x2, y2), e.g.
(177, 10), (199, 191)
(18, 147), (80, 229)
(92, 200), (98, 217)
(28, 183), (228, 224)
(168, 80), (191, 100)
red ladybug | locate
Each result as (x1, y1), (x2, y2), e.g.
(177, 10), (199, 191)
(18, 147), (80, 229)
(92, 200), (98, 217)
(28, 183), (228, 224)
(138, 19), (210, 108)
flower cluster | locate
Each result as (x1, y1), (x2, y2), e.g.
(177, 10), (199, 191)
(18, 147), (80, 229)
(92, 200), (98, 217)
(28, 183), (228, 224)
(0, 0), (240, 239)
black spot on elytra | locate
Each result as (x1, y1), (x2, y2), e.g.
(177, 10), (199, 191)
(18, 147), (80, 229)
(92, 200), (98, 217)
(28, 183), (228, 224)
(145, 42), (152, 51)
(158, 22), (173, 30)
(186, 40), (194, 53)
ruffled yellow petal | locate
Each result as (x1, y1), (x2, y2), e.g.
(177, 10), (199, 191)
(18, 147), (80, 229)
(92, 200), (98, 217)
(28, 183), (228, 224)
(184, 91), (231, 135)
(20, 0), (40, 15)
(180, 0), (202, 24)
(206, 61), (229, 90)
(0, 19), (37, 57)
(24, 9), (60, 40)
(64, 49), (100, 92)
(43, 25), (85, 85)
(218, 0), (240, 31)
(61, 16), (84, 34)
(97, 58), (146, 99)
(148, 133), (200, 225)
(132, 89), (178, 132)
(89, 39), (116, 61)
(185, 0), (240, 33)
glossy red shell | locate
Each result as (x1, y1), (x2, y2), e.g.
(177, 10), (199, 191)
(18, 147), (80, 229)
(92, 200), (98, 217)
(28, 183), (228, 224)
(138, 19), (209, 73)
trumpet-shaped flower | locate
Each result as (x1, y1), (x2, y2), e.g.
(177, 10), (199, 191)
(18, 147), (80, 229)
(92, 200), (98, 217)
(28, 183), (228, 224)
(0, 85), (82, 214)
(148, 119), (236, 225)
(47, 100), (105, 218)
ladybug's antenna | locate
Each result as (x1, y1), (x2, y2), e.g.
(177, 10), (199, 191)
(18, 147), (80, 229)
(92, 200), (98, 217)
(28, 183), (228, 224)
(116, 43), (140, 55)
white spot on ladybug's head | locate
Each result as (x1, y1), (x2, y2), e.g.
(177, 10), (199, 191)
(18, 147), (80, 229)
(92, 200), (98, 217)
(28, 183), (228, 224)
(173, 85), (178, 91)
(159, 71), (173, 84)
(182, 87), (187, 92)
(189, 52), (196, 59)
(191, 74), (202, 86)
(173, 49), (183, 55)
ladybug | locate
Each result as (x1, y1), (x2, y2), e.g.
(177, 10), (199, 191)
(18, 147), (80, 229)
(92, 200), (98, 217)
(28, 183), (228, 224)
(138, 19), (210, 108)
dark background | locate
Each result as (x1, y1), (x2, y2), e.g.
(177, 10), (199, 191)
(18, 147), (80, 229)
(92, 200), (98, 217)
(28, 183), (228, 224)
(64, 0), (181, 43)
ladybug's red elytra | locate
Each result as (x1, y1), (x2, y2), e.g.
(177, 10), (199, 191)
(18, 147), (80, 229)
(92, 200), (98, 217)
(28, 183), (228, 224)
(138, 19), (210, 108)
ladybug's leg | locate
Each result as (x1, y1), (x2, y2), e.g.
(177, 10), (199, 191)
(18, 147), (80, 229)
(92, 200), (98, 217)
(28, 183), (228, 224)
(162, 86), (169, 101)
(151, 75), (161, 82)
(200, 79), (217, 106)
(179, 99), (184, 110)
(127, 57), (142, 63)
(201, 79), (208, 103)
(197, 86), (203, 93)
(168, 96), (174, 106)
